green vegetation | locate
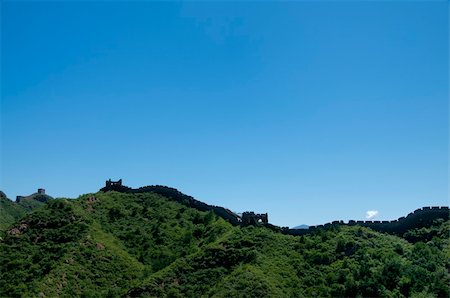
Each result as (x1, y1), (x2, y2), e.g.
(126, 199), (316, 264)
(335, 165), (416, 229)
(132, 224), (449, 298)
(16, 193), (52, 211)
(0, 191), (51, 231)
(0, 192), (26, 231)
(0, 191), (448, 297)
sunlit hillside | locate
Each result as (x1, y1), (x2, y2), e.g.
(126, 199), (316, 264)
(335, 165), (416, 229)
(1, 190), (448, 297)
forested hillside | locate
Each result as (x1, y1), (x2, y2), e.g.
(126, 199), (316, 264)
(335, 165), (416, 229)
(0, 191), (52, 231)
(0, 191), (27, 231)
(0, 191), (448, 297)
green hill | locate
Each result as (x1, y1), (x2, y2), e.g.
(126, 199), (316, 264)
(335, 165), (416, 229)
(0, 191), (52, 231)
(0, 190), (448, 298)
(0, 191), (27, 231)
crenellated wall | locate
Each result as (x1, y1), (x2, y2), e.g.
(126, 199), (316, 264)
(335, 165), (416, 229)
(100, 180), (448, 237)
(100, 181), (242, 225)
(286, 206), (449, 236)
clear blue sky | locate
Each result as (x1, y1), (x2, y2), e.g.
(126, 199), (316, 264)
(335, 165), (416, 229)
(1, 1), (448, 227)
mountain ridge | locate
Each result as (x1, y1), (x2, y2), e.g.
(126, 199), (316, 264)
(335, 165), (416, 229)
(98, 179), (449, 237)
(2, 180), (448, 237)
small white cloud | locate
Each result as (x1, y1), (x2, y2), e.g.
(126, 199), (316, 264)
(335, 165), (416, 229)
(366, 210), (379, 219)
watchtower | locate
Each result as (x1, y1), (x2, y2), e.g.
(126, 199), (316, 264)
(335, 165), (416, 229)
(241, 211), (269, 225)
(106, 179), (122, 188)
(104, 179), (124, 191)
(38, 188), (45, 195)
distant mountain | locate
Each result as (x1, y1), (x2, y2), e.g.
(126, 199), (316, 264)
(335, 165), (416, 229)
(15, 192), (53, 211)
(0, 192), (27, 231)
(292, 224), (309, 229)
(0, 184), (448, 297)
(0, 190), (52, 231)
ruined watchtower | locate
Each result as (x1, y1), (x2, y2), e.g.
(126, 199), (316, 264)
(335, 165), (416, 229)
(102, 179), (124, 192)
(106, 179), (122, 188)
(241, 211), (269, 226)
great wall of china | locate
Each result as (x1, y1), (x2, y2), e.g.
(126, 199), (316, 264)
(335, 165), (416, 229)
(282, 206), (449, 236)
(101, 179), (449, 237)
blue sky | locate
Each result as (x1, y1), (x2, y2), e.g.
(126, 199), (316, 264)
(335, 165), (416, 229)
(1, 1), (448, 227)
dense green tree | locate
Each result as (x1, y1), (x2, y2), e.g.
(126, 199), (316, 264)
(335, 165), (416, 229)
(0, 191), (448, 297)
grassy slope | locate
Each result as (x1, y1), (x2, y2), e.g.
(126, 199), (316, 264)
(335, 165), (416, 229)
(0, 191), (448, 298)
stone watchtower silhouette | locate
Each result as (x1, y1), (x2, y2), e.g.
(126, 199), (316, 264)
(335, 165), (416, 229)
(106, 179), (122, 188)
(104, 179), (123, 191)
(241, 212), (269, 225)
